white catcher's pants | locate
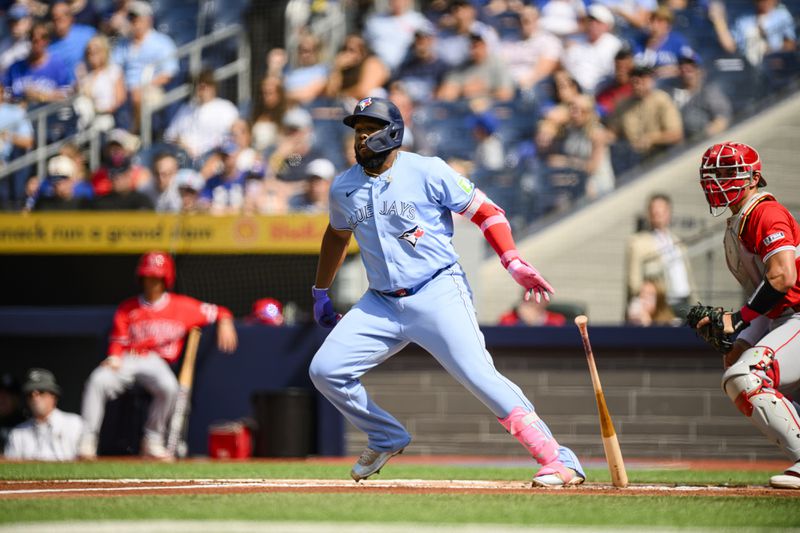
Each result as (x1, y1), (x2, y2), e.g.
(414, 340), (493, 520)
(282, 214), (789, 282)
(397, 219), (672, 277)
(81, 353), (179, 443)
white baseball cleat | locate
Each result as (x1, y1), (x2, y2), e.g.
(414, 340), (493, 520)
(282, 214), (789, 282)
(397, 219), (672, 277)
(77, 434), (97, 461)
(770, 462), (800, 489)
(350, 447), (405, 482)
(532, 463), (585, 488)
(140, 436), (173, 461)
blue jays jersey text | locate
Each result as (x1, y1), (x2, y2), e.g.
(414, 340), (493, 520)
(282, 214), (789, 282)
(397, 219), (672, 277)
(329, 152), (476, 292)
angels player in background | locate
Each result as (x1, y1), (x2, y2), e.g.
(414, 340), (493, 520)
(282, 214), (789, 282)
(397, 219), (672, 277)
(695, 142), (800, 489)
(309, 97), (584, 487)
(78, 251), (238, 460)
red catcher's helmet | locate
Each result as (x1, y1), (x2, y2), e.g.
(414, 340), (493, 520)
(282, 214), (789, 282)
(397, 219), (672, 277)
(699, 142), (765, 215)
(136, 251), (175, 289)
(252, 298), (284, 326)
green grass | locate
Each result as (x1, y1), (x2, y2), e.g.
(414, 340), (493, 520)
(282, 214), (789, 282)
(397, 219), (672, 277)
(1, 461), (797, 529)
(1, 493), (799, 528)
(0, 461), (776, 485)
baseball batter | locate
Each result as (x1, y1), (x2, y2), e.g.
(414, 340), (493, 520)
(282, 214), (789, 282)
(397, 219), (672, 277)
(308, 97), (585, 487)
(78, 251), (238, 460)
(690, 142), (800, 489)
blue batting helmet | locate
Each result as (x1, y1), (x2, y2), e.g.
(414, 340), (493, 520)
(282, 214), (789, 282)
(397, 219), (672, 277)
(343, 97), (404, 153)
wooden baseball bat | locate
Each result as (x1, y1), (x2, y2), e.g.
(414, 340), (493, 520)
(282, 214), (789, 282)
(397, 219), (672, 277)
(166, 327), (201, 458)
(574, 315), (629, 488)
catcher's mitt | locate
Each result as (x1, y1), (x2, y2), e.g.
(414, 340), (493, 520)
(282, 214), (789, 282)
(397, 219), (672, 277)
(686, 304), (736, 354)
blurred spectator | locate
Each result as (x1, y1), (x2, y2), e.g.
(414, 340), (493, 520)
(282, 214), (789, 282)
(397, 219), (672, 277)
(48, 0), (96, 75)
(536, 94), (615, 199)
(632, 6), (693, 79)
(364, 0), (430, 73)
(112, 1), (178, 131)
(289, 157), (335, 213)
(251, 75), (288, 152)
(540, 68), (583, 120)
(282, 32), (329, 105)
(175, 168), (206, 213)
(499, 5), (562, 95)
(250, 297), (285, 326)
(34, 159), (86, 211)
(708, 0), (796, 68)
(164, 69), (240, 160)
(59, 142), (90, 186)
(594, 0), (658, 30)
(387, 80), (416, 149)
(607, 66), (683, 167)
(324, 33), (390, 102)
(99, 0), (132, 40)
(200, 142), (248, 215)
(265, 107), (325, 182)
(143, 151), (182, 212)
(91, 155), (154, 210)
(0, 4), (32, 79)
(538, 0), (583, 38)
(228, 117), (259, 166)
(4, 368), (83, 461)
(561, 4), (622, 94)
(63, 0), (100, 27)
(394, 25), (449, 103)
(3, 21), (73, 106)
(595, 45), (634, 118)
(625, 193), (693, 316)
(90, 128), (149, 195)
(498, 292), (567, 326)
(436, 0), (500, 68)
(626, 278), (677, 326)
(0, 373), (25, 454)
(437, 32), (514, 102)
(469, 111), (504, 174)
(0, 91), (34, 169)
(75, 34), (125, 129)
(665, 51), (731, 141)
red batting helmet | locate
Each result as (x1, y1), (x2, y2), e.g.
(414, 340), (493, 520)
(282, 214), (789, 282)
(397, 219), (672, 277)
(251, 297), (284, 326)
(136, 251), (175, 289)
(699, 142), (765, 215)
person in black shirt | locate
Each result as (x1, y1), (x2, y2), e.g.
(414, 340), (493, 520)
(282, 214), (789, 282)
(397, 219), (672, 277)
(91, 156), (154, 210)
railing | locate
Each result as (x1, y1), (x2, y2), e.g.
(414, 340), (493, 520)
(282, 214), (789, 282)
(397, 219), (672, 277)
(0, 23), (251, 183)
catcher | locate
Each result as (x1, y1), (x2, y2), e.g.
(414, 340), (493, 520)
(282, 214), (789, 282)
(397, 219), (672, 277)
(687, 142), (800, 489)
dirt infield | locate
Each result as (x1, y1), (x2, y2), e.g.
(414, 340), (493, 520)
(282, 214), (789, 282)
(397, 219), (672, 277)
(1, 477), (798, 499)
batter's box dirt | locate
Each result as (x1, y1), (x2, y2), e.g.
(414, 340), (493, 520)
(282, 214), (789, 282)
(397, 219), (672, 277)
(0, 479), (798, 499)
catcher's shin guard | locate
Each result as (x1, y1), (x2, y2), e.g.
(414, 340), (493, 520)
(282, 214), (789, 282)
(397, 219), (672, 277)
(499, 406), (560, 465)
(722, 346), (800, 461)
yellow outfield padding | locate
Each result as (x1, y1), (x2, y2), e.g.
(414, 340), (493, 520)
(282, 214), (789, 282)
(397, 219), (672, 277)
(0, 212), (358, 254)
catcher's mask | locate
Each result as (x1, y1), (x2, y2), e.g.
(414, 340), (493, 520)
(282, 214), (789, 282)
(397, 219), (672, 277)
(343, 97), (404, 153)
(699, 142), (765, 216)
(136, 250), (175, 290)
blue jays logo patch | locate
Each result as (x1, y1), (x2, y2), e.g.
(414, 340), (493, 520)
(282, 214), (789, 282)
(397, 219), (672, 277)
(358, 97), (373, 111)
(399, 225), (425, 247)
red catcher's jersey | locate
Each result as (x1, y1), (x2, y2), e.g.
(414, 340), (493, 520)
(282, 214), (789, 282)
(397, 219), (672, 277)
(108, 293), (232, 363)
(733, 195), (800, 318)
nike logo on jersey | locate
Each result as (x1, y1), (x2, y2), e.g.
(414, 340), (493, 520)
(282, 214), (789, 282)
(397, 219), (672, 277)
(345, 188), (359, 198)
(399, 225), (425, 247)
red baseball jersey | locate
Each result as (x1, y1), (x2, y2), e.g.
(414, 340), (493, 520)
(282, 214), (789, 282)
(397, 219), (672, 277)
(108, 293), (233, 363)
(731, 193), (800, 318)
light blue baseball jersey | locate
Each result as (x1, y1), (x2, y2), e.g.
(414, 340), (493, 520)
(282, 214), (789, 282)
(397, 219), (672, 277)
(329, 151), (476, 292)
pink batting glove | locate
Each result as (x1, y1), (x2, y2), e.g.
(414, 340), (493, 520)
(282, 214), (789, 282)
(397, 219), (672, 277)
(505, 258), (555, 303)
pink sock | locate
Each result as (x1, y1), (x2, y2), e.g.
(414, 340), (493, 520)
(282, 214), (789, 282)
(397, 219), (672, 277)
(499, 406), (560, 466)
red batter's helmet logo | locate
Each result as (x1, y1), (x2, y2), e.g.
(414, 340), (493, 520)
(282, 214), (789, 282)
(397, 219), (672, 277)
(398, 225), (425, 248)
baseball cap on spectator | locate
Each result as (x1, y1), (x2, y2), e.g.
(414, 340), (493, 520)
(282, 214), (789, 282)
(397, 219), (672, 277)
(306, 158), (335, 181)
(251, 297), (284, 326)
(631, 64), (655, 77)
(22, 368), (61, 396)
(678, 48), (702, 65)
(414, 20), (436, 38)
(128, 1), (153, 18)
(539, 1), (579, 36)
(8, 3), (30, 20)
(47, 155), (77, 180)
(466, 112), (498, 135)
(175, 169), (204, 192)
(587, 4), (615, 28)
(282, 107), (313, 130)
(106, 128), (140, 153)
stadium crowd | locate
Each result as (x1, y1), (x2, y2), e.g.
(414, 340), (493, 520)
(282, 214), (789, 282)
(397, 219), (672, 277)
(0, 0), (797, 224)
